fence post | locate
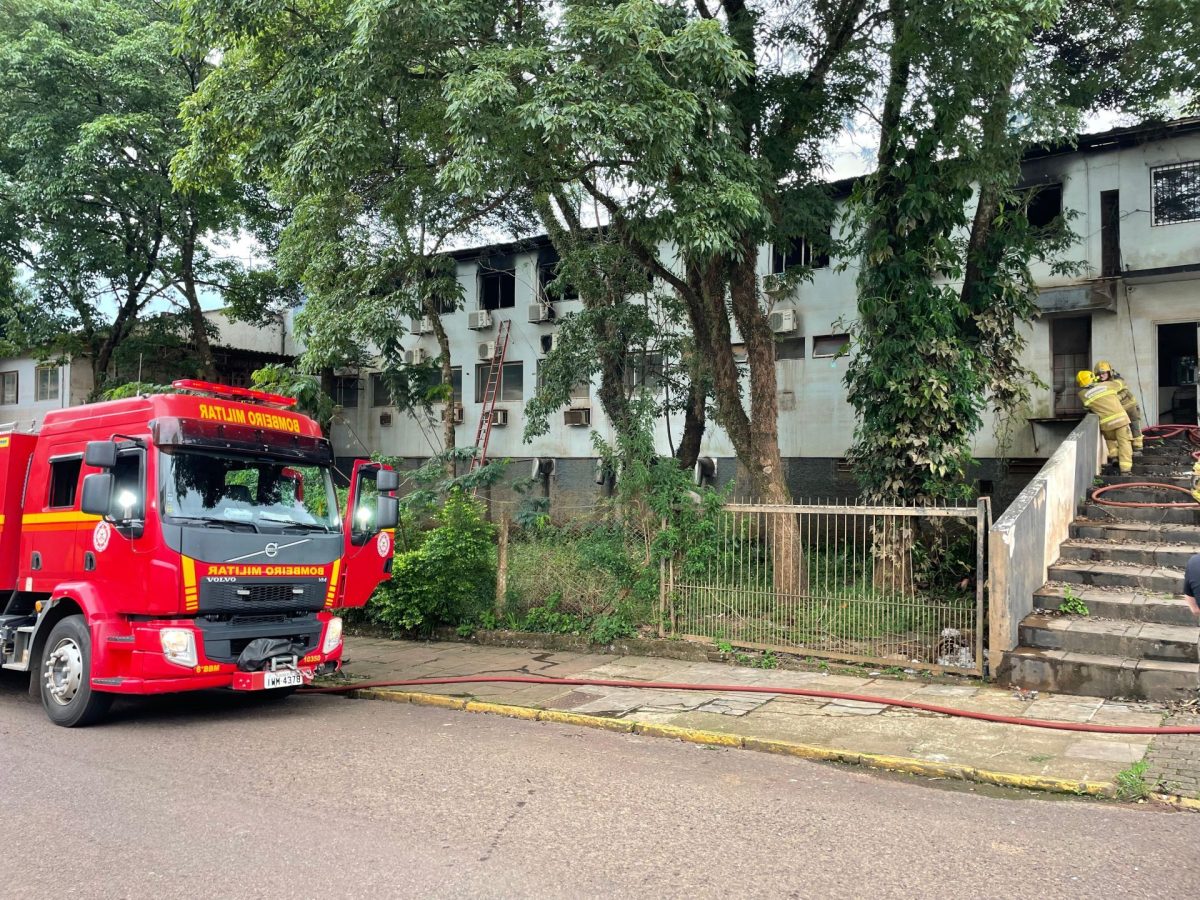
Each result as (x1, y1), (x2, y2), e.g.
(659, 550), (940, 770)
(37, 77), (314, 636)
(496, 515), (509, 615)
(975, 497), (988, 677)
(658, 515), (667, 638)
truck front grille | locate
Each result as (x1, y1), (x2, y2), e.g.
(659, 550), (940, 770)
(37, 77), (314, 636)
(198, 581), (325, 614)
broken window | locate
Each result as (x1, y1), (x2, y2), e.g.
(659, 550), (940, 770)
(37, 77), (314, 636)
(1151, 161), (1200, 226)
(479, 267), (516, 310)
(1022, 183), (1063, 229)
(1050, 315), (1091, 418)
(770, 237), (830, 274)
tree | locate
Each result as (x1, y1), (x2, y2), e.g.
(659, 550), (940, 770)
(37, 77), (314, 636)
(0, 0), (275, 387)
(175, 0), (531, 466)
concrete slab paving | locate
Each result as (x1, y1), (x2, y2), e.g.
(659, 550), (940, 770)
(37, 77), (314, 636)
(339, 637), (1189, 796)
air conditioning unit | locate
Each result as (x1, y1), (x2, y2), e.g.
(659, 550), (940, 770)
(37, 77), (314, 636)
(769, 308), (798, 334)
(477, 341), (496, 360)
(489, 408), (509, 427)
(404, 348), (429, 365)
(410, 316), (434, 334)
(379, 412), (393, 428)
(468, 310), (494, 330)
(539, 333), (558, 356)
(563, 407), (591, 427)
(451, 405), (465, 425)
(528, 303), (553, 323)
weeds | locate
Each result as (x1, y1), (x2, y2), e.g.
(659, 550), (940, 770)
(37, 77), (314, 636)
(1114, 760), (1152, 802)
(1058, 586), (1090, 617)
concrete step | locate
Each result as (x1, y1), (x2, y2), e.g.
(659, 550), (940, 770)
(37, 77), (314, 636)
(1046, 559), (1185, 594)
(1035, 583), (1197, 625)
(1070, 520), (1200, 544)
(1100, 473), (1194, 487)
(1083, 503), (1200, 525)
(1058, 538), (1200, 568)
(1000, 647), (1198, 701)
(1019, 613), (1197, 663)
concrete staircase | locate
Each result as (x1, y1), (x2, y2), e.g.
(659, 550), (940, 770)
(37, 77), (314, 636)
(1003, 438), (1200, 700)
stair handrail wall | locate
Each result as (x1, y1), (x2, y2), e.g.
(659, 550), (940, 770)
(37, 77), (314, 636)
(987, 415), (1105, 673)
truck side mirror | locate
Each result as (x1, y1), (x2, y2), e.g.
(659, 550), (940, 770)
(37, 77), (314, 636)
(376, 495), (399, 530)
(84, 440), (118, 469)
(376, 469), (399, 492)
(80, 473), (114, 517)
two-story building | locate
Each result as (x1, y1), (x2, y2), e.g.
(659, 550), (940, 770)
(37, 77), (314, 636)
(331, 118), (1200, 507)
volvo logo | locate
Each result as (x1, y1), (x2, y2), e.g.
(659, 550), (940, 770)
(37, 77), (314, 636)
(226, 539), (310, 563)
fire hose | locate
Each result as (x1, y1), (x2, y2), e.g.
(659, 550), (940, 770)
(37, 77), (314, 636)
(1092, 423), (1200, 507)
(299, 675), (1200, 735)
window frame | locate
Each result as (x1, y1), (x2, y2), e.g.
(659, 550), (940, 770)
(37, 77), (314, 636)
(535, 360), (589, 400)
(0, 370), (16, 405)
(1150, 160), (1200, 227)
(34, 365), (60, 403)
(333, 375), (361, 409)
(47, 454), (83, 510)
(770, 236), (830, 274)
(370, 373), (392, 408)
(811, 334), (851, 359)
(478, 267), (516, 310)
(430, 366), (464, 406)
(475, 360), (523, 403)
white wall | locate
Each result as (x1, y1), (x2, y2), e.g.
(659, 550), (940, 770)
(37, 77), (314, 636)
(0, 356), (90, 432)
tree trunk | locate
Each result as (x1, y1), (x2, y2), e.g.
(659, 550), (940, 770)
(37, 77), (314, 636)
(675, 371), (706, 470)
(180, 228), (217, 381)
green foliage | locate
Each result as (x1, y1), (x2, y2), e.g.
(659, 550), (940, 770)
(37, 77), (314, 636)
(519, 596), (585, 635)
(99, 382), (174, 401)
(370, 491), (496, 635)
(1114, 760), (1152, 802)
(1058, 587), (1090, 617)
(250, 365), (334, 433)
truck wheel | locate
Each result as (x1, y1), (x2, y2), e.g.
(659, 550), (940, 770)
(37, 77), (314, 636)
(40, 616), (113, 728)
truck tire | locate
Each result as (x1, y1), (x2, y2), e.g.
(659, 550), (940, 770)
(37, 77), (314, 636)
(39, 615), (113, 728)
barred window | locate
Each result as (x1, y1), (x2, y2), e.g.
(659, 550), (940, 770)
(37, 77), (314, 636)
(1151, 161), (1200, 226)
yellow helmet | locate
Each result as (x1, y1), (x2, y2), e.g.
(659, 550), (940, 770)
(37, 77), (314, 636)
(1076, 370), (1095, 388)
(1095, 360), (1113, 374)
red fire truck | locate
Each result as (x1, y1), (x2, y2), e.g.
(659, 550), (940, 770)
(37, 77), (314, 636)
(0, 380), (398, 726)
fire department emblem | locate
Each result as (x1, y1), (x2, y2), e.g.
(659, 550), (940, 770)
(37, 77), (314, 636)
(376, 530), (391, 557)
(93, 521), (111, 553)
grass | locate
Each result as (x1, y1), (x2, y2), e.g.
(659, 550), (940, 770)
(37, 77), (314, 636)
(1114, 760), (1152, 802)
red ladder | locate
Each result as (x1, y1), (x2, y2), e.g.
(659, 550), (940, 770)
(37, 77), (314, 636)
(469, 319), (512, 472)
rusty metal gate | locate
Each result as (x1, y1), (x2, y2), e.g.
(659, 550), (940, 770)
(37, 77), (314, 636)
(664, 500), (989, 675)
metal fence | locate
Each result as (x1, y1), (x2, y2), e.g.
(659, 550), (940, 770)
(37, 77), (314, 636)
(666, 501), (989, 675)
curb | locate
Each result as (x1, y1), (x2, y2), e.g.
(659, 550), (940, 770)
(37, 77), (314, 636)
(348, 688), (1124, 800)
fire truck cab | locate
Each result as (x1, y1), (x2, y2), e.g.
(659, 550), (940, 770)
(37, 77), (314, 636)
(0, 381), (398, 726)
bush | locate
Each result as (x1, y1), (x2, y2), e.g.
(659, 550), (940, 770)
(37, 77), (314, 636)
(372, 490), (495, 634)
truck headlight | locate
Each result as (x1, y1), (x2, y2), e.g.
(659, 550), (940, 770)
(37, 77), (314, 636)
(322, 617), (344, 655)
(160, 628), (198, 668)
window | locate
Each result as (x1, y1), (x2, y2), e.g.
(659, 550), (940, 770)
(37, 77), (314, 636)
(1100, 190), (1121, 277)
(1051, 315), (1091, 418)
(776, 336), (806, 361)
(539, 263), (579, 302)
(475, 361), (523, 403)
(370, 373), (391, 408)
(48, 457), (82, 509)
(535, 360), (588, 400)
(1021, 183), (1063, 229)
(770, 237), (829, 274)
(430, 366), (463, 405)
(109, 450), (145, 519)
(35, 366), (59, 402)
(812, 334), (850, 358)
(479, 268), (516, 310)
(333, 376), (360, 409)
(624, 351), (664, 391)
(0, 371), (16, 405)
(1152, 161), (1200, 226)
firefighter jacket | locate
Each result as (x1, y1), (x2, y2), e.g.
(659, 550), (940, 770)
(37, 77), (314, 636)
(1110, 377), (1142, 419)
(1079, 382), (1131, 430)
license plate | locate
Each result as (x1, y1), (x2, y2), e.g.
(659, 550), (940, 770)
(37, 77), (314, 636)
(262, 670), (303, 690)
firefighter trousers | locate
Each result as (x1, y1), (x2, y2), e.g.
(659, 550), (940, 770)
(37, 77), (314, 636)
(1129, 415), (1144, 451)
(1103, 423), (1134, 473)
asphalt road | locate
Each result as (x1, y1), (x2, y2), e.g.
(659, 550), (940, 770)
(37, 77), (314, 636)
(1, 672), (1196, 899)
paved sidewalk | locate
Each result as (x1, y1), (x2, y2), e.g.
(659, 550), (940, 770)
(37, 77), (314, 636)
(339, 637), (1194, 798)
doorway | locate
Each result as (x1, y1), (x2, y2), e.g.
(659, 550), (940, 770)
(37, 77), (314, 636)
(1156, 322), (1198, 424)
(1051, 316), (1092, 418)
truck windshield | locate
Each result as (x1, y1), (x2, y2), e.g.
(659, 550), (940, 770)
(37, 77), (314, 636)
(158, 449), (341, 532)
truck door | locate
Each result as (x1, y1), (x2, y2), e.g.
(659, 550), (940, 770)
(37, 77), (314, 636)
(339, 460), (397, 608)
(24, 451), (87, 591)
(85, 446), (154, 614)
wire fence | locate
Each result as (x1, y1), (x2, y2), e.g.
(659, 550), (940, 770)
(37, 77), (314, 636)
(667, 501), (989, 675)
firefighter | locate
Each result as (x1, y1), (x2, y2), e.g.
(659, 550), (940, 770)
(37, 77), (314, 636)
(1077, 370), (1133, 474)
(1094, 360), (1144, 454)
